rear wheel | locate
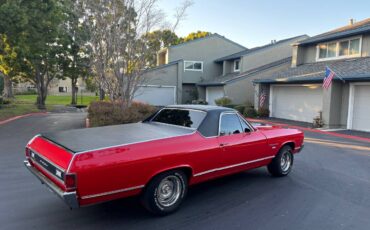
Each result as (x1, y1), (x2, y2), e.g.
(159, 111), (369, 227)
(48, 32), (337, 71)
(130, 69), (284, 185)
(267, 145), (294, 177)
(141, 170), (188, 215)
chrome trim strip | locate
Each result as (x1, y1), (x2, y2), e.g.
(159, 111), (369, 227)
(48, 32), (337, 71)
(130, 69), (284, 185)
(66, 131), (197, 173)
(81, 185), (145, 200)
(27, 134), (41, 145)
(193, 156), (275, 177)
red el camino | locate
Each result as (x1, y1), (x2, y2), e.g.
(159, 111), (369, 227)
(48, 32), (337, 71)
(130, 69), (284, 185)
(24, 105), (304, 215)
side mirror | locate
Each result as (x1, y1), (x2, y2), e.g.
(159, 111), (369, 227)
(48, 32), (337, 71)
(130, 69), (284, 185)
(220, 131), (226, 136)
(244, 128), (251, 133)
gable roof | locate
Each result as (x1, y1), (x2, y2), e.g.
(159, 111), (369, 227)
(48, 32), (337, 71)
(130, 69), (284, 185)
(143, 59), (182, 73)
(197, 57), (292, 86)
(298, 18), (370, 46)
(254, 57), (370, 84)
(214, 35), (308, 63)
(168, 33), (247, 50)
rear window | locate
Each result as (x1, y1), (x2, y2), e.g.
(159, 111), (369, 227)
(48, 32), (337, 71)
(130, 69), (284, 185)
(151, 109), (206, 129)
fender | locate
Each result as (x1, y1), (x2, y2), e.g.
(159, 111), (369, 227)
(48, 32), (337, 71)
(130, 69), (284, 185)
(145, 164), (194, 185)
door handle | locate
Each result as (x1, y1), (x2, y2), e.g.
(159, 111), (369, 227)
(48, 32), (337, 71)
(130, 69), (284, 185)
(220, 143), (229, 147)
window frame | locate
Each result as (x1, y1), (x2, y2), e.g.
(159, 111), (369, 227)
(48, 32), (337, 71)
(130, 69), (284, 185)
(233, 59), (240, 72)
(218, 112), (255, 136)
(184, 60), (204, 72)
(150, 108), (207, 130)
(316, 36), (362, 61)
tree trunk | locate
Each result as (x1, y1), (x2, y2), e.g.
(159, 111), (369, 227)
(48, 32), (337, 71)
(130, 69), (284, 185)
(35, 68), (47, 110)
(2, 73), (14, 99)
(71, 77), (77, 105)
(99, 86), (105, 101)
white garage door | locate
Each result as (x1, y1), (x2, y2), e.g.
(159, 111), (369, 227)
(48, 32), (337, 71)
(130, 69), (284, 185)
(349, 84), (370, 131)
(271, 85), (323, 123)
(134, 85), (176, 106)
(206, 87), (225, 105)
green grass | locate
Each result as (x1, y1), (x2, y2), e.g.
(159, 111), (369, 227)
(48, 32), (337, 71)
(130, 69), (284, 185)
(15, 95), (100, 106)
(0, 103), (40, 121)
(0, 94), (100, 121)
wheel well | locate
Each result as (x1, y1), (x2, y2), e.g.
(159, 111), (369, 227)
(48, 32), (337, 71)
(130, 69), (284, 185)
(147, 167), (193, 185)
(283, 142), (295, 151)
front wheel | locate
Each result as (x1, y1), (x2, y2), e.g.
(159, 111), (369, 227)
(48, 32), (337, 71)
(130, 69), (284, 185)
(267, 145), (294, 177)
(141, 170), (188, 215)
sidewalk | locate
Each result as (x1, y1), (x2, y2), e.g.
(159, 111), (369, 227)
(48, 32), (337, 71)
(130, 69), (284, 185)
(247, 117), (370, 143)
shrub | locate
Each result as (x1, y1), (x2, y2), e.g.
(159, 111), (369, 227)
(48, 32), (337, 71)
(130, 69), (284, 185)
(88, 101), (157, 127)
(214, 97), (232, 106)
(191, 99), (208, 105)
(243, 107), (257, 118)
(15, 89), (37, 95)
(257, 108), (269, 117)
(234, 105), (246, 114)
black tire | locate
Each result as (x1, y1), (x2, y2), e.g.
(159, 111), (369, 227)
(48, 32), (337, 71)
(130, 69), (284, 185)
(141, 170), (188, 215)
(267, 145), (294, 177)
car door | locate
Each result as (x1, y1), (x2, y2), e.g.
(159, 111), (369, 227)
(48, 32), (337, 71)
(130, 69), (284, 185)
(217, 112), (269, 170)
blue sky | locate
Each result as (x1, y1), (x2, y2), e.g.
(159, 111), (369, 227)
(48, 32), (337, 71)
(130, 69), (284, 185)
(158, 0), (370, 48)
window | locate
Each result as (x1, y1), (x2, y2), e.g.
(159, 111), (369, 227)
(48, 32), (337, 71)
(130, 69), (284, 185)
(184, 61), (203, 71)
(317, 37), (361, 60)
(234, 60), (240, 72)
(58, 87), (67, 93)
(219, 113), (242, 136)
(152, 109), (206, 129)
(238, 115), (253, 133)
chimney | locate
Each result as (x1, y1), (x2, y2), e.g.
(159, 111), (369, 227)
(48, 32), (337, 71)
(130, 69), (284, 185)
(349, 18), (355, 25)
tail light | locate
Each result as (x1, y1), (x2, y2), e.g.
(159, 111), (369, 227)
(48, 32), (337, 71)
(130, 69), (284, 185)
(64, 173), (77, 191)
(25, 148), (31, 158)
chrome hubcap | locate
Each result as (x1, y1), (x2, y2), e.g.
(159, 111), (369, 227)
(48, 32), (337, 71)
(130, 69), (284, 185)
(281, 151), (291, 172)
(157, 175), (182, 207)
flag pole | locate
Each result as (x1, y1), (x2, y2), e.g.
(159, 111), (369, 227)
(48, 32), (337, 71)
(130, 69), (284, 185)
(327, 66), (345, 83)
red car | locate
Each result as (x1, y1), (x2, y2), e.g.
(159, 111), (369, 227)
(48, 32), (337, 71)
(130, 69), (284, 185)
(24, 105), (304, 215)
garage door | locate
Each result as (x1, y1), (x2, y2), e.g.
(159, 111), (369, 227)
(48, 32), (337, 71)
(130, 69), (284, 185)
(134, 85), (176, 106)
(206, 87), (225, 105)
(350, 84), (370, 131)
(271, 85), (323, 123)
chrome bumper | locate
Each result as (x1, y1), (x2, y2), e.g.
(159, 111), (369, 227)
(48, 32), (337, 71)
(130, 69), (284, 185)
(24, 160), (79, 209)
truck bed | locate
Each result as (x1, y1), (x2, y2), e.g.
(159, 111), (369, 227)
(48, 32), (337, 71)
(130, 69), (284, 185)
(41, 122), (194, 153)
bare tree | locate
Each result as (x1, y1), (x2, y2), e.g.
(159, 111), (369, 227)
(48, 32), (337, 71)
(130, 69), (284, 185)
(172, 0), (194, 32)
(85, 0), (192, 107)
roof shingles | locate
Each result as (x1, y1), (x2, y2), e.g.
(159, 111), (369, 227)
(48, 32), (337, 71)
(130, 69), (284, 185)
(254, 57), (370, 83)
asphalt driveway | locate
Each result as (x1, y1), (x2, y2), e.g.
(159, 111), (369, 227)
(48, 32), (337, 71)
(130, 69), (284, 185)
(0, 112), (369, 230)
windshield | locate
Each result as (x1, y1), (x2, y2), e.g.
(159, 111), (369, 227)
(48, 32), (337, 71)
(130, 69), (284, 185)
(151, 109), (206, 129)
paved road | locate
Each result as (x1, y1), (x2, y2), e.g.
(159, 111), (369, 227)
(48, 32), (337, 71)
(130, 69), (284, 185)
(0, 113), (369, 230)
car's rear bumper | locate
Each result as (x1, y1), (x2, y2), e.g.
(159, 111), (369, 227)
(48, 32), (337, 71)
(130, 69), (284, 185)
(24, 160), (79, 209)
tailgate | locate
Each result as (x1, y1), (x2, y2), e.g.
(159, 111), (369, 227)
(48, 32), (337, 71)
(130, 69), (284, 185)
(26, 135), (74, 190)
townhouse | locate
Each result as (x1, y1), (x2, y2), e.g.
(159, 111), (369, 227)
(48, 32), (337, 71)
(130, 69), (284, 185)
(254, 18), (370, 132)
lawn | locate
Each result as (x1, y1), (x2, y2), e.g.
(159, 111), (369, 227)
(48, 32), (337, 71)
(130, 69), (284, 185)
(15, 95), (100, 106)
(0, 103), (40, 121)
(0, 94), (100, 121)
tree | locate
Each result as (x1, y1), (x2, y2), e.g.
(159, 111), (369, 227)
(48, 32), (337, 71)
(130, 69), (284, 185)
(182, 31), (211, 42)
(142, 30), (180, 67)
(0, 35), (17, 98)
(60, 0), (91, 105)
(0, 0), (66, 109)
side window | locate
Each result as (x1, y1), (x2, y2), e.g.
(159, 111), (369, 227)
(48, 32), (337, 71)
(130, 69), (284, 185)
(219, 114), (243, 136)
(239, 116), (252, 133)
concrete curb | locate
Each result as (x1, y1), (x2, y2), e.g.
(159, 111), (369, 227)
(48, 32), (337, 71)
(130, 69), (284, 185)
(0, 112), (48, 126)
(247, 118), (370, 143)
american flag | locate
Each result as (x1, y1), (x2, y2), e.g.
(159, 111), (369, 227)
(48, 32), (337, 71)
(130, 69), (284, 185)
(259, 91), (267, 108)
(323, 67), (336, 89)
